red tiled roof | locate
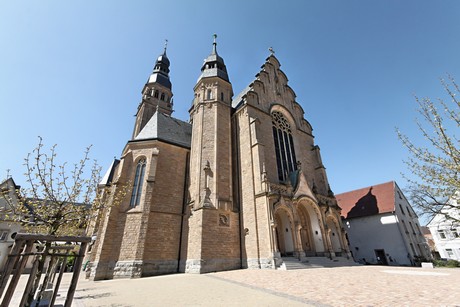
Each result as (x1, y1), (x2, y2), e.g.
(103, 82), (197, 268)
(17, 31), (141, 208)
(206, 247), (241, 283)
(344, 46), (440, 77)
(336, 181), (396, 219)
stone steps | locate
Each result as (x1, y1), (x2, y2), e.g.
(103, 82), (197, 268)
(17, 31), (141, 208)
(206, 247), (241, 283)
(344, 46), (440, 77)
(279, 256), (360, 270)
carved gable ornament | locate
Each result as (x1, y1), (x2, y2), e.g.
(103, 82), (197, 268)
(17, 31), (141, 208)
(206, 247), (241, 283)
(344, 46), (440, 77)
(293, 170), (317, 203)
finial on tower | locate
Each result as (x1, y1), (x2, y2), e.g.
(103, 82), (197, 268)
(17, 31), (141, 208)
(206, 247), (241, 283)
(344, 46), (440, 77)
(212, 34), (217, 54)
(269, 46), (275, 56)
(163, 39), (168, 54)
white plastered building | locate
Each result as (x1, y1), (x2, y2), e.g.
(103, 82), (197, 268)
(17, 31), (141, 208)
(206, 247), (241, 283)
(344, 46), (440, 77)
(427, 196), (460, 260)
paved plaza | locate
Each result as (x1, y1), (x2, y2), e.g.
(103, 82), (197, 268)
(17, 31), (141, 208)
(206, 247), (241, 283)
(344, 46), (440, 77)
(5, 265), (460, 306)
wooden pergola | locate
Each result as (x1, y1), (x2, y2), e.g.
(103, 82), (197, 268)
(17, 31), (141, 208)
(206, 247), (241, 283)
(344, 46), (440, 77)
(0, 233), (90, 307)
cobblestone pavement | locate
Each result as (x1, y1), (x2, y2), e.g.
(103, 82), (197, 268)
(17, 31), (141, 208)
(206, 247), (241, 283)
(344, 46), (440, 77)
(4, 266), (460, 306)
(210, 266), (460, 306)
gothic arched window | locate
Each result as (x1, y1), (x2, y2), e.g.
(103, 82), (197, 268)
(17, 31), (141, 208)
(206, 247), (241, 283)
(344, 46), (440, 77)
(207, 89), (213, 100)
(130, 158), (146, 207)
(272, 111), (297, 181)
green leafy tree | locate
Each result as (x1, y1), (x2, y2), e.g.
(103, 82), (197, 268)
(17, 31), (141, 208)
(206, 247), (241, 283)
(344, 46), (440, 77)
(397, 76), (460, 223)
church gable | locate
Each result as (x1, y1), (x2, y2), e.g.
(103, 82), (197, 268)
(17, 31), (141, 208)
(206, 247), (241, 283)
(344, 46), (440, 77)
(232, 55), (312, 135)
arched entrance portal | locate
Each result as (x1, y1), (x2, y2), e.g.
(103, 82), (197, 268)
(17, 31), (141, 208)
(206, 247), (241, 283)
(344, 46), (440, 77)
(297, 206), (314, 254)
(298, 200), (326, 254)
(327, 217), (342, 254)
(274, 208), (295, 256)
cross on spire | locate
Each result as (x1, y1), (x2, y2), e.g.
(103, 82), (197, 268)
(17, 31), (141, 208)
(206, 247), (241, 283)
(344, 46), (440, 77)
(269, 46), (275, 55)
(212, 34), (217, 54)
(163, 39), (168, 54)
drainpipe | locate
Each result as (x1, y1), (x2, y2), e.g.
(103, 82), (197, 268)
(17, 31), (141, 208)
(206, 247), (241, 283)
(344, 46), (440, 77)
(177, 152), (190, 273)
(232, 115), (243, 269)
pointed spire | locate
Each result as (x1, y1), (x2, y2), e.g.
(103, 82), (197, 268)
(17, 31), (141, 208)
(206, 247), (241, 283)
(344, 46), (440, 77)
(197, 34), (229, 82)
(147, 43), (171, 89)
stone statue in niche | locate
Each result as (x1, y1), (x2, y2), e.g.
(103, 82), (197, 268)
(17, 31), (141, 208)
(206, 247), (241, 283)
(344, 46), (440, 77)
(219, 214), (230, 226)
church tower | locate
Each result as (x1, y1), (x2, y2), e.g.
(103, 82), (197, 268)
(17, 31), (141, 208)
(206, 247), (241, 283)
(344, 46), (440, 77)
(89, 44), (192, 280)
(132, 41), (173, 138)
(184, 35), (240, 273)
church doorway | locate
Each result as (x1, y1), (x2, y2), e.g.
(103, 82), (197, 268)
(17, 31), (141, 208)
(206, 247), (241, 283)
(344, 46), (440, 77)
(297, 205), (314, 254)
(274, 209), (295, 256)
(326, 217), (342, 254)
(298, 201), (325, 254)
(374, 249), (388, 265)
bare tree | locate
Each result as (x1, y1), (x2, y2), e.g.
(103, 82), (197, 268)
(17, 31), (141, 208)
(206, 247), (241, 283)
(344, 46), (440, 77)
(397, 76), (460, 224)
(1, 137), (126, 305)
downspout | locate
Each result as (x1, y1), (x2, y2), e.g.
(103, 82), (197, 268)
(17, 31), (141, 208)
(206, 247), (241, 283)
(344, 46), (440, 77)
(177, 151), (190, 272)
(232, 112), (243, 268)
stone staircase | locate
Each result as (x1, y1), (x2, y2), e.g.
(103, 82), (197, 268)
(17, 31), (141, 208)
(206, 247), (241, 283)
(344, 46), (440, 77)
(278, 256), (361, 270)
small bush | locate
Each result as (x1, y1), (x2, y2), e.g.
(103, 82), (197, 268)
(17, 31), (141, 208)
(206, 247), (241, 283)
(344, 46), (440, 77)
(446, 260), (460, 267)
(433, 259), (460, 267)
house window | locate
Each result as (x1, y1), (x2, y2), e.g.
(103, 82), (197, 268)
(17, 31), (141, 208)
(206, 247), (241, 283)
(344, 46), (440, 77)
(416, 223), (422, 235)
(409, 221), (416, 235)
(438, 230), (446, 239)
(399, 204), (405, 215)
(406, 207), (412, 217)
(272, 111), (297, 181)
(452, 229), (459, 238)
(0, 230), (8, 241)
(130, 159), (146, 208)
(401, 220), (409, 233)
(409, 243), (416, 255)
(445, 248), (454, 258)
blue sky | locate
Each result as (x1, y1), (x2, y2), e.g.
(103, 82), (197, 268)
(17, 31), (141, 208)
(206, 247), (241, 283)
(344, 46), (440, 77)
(1, 1), (459, 213)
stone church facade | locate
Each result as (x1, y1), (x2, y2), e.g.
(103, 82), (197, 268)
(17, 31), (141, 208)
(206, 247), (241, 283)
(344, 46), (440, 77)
(88, 37), (350, 280)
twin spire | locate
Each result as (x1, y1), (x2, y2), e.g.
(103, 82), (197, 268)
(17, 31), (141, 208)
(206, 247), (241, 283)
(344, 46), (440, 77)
(148, 39), (171, 89)
(148, 36), (277, 90)
(198, 34), (230, 82)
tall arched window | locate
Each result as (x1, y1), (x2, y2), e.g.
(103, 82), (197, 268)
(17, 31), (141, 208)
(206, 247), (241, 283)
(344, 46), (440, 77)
(130, 158), (146, 207)
(207, 89), (213, 100)
(272, 111), (297, 181)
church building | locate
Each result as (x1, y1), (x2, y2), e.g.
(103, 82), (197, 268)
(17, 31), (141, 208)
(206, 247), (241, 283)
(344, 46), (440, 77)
(88, 36), (350, 280)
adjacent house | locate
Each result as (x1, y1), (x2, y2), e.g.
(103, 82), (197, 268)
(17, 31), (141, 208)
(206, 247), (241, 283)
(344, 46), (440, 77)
(427, 197), (460, 260)
(0, 178), (21, 270)
(421, 226), (440, 259)
(336, 181), (430, 266)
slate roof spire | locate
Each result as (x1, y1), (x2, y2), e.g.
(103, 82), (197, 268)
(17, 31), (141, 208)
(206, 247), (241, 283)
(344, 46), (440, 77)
(197, 34), (230, 82)
(147, 39), (172, 89)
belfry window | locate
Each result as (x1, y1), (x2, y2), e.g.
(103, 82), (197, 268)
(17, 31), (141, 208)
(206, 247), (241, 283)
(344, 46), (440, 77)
(160, 93), (165, 101)
(154, 90), (159, 98)
(207, 89), (213, 100)
(130, 158), (146, 207)
(272, 111), (297, 181)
